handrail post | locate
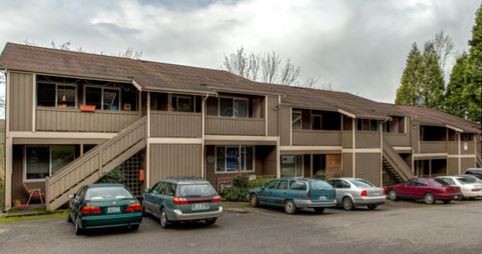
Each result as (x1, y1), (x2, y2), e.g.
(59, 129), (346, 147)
(45, 177), (51, 211)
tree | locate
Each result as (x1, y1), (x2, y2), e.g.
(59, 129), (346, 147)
(432, 31), (454, 73)
(419, 42), (445, 109)
(223, 47), (314, 87)
(395, 43), (423, 105)
(445, 53), (470, 117)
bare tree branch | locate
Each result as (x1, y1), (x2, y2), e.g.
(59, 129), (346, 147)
(432, 31), (454, 73)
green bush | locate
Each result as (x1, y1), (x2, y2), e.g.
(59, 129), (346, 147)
(220, 176), (275, 202)
(232, 176), (249, 188)
(98, 168), (124, 184)
(220, 187), (248, 201)
(247, 178), (273, 189)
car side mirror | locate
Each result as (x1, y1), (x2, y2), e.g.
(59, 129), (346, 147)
(144, 188), (150, 193)
(68, 194), (75, 199)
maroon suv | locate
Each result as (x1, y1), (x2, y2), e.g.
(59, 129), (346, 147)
(385, 178), (462, 204)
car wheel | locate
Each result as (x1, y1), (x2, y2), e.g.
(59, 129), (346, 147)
(424, 193), (435, 204)
(74, 217), (83, 235)
(130, 224), (140, 231)
(205, 218), (217, 225)
(249, 194), (259, 207)
(388, 190), (398, 201)
(159, 208), (170, 228)
(141, 204), (148, 217)
(367, 204), (378, 210)
(67, 212), (73, 223)
(442, 200), (451, 204)
(284, 200), (297, 215)
(314, 208), (325, 214)
(342, 197), (354, 211)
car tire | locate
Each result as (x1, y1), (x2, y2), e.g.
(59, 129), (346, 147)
(74, 217), (83, 236)
(141, 204), (148, 217)
(442, 200), (451, 204)
(130, 224), (140, 231)
(342, 197), (354, 211)
(314, 208), (325, 214)
(249, 194), (259, 207)
(424, 193), (435, 204)
(388, 190), (398, 201)
(284, 200), (297, 215)
(159, 208), (170, 229)
(67, 213), (73, 223)
(367, 204), (378, 210)
(205, 218), (217, 225)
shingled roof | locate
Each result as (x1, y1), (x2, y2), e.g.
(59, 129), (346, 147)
(0, 42), (479, 128)
(398, 105), (481, 133)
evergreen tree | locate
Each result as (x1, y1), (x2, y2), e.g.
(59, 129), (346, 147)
(419, 42), (445, 109)
(465, 4), (482, 122)
(395, 43), (423, 105)
(445, 53), (470, 117)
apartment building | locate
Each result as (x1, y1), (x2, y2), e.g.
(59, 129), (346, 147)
(1, 43), (480, 211)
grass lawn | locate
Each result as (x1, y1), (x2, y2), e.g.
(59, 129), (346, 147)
(0, 210), (68, 224)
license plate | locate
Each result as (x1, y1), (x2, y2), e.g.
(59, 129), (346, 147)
(319, 196), (327, 201)
(192, 203), (209, 211)
(107, 207), (121, 213)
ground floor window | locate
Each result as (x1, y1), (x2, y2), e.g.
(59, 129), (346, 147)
(25, 145), (77, 181)
(281, 155), (303, 178)
(216, 146), (254, 173)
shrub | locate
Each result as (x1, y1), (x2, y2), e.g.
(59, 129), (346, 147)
(220, 176), (275, 202)
(98, 167), (124, 184)
(247, 178), (273, 189)
(232, 176), (249, 189)
(220, 187), (248, 202)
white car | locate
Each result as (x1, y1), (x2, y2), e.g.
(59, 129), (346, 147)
(436, 176), (482, 199)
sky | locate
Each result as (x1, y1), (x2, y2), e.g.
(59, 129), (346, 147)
(0, 0), (479, 104)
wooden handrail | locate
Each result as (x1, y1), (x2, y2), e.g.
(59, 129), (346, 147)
(383, 137), (414, 180)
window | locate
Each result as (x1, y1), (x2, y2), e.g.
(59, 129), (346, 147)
(25, 145), (77, 181)
(37, 83), (77, 108)
(25, 147), (50, 180)
(292, 111), (302, 129)
(278, 180), (289, 190)
(216, 146), (255, 173)
(219, 97), (248, 117)
(281, 155), (303, 178)
(85, 87), (120, 111)
(266, 180), (279, 189)
(461, 133), (473, 141)
(178, 184), (216, 197)
(312, 113), (322, 130)
(172, 95), (193, 112)
(290, 181), (307, 191)
(357, 119), (379, 131)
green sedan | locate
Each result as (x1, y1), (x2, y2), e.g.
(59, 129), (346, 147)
(68, 184), (143, 235)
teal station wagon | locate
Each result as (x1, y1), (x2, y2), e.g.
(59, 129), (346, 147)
(248, 178), (336, 214)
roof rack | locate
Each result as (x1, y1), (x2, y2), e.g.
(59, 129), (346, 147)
(164, 176), (204, 181)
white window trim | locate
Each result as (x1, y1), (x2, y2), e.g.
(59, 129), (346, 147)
(214, 145), (256, 174)
(280, 154), (304, 178)
(292, 110), (302, 130)
(37, 82), (78, 108)
(23, 145), (77, 182)
(83, 85), (122, 111)
(218, 96), (249, 118)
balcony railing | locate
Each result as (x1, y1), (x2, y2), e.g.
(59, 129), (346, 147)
(292, 129), (341, 146)
(205, 116), (265, 136)
(419, 141), (447, 153)
(150, 111), (202, 137)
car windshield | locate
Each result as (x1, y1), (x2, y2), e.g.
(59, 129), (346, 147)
(456, 177), (477, 185)
(310, 180), (332, 190)
(178, 184), (217, 198)
(465, 169), (482, 174)
(349, 179), (375, 188)
(85, 187), (133, 201)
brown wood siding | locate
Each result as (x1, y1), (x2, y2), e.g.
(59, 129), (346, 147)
(150, 111), (202, 137)
(205, 116), (265, 136)
(36, 108), (141, 132)
(206, 97), (218, 115)
(292, 130), (341, 146)
(384, 134), (411, 147)
(267, 95), (279, 136)
(420, 141), (447, 153)
(461, 158), (476, 172)
(356, 132), (381, 148)
(356, 153), (382, 186)
(447, 158), (458, 175)
(447, 141), (458, 154)
(279, 106), (291, 146)
(460, 141), (475, 155)
(149, 144), (202, 186)
(9, 72), (33, 131)
(412, 124), (420, 153)
(342, 153), (353, 177)
(342, 131), (353, 148)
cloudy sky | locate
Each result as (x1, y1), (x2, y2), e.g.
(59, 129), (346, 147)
(0, 0), (479, 103)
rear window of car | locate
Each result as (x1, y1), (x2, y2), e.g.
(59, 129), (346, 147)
(290, 181), (307, 191)
(432, 179), (449, 186)
(178, 184), (217, 198)
(465, 169), (482, 175)
(349, 179), (375, 188)
(456, 177), (477, 185)
(85, 187), (133, 201)
(310, 181), (332, 190)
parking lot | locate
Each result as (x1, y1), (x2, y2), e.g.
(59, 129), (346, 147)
(1, 200), (482, 254)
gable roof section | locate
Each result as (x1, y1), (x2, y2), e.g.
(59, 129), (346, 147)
(398, 105), (481, 134)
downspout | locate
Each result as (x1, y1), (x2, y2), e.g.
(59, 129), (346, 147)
(201, 94), (209, 179)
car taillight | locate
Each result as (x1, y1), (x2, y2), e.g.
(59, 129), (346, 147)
(361, 190), (368, 197)
(307, 190), (311, 199)
(173, 196), (189, 205)
(126, 202), (142, 212)
(81, 205), (102, 215)
(211, 195), (222, 203)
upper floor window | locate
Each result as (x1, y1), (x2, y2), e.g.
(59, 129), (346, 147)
(219, 97), (248, 117)
(357, 119), (379, 132)
(461, 133), (473, 141)
(172, 95), (192, 112)
(85, 87), (120, 111)
(292, 111), (302, 129)
(312, 113), (322, 130)
(383, 116), (405, 134)
(37, 83), (77, 108)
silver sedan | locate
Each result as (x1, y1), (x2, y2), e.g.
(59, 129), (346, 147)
(327, 178), (386, 210)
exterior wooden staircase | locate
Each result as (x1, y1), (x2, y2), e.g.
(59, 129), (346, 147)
(382, 138), (414, 185)
(45, 117), (147, 211)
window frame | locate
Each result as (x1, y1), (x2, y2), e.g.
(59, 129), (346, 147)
(292, 110), (302, 130)
(23, 145), (77, 182)
(214, 145), (256, 174)
(37, 81), (78, 108)
(83, 85), (122, 111)
(218, 96), (249, 118)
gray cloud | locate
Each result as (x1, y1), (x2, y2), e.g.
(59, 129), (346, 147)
(0, 0), (479, 103)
